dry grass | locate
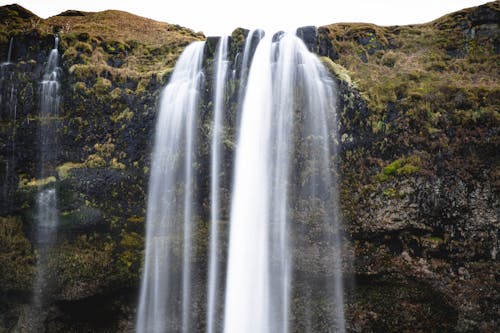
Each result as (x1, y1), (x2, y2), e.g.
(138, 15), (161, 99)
(319, 1), (499, 118)
(44, 10), (202, 48)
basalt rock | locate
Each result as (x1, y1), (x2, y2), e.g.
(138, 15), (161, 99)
(0, 2), (498, 332)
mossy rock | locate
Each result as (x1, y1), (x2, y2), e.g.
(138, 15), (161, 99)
(0, 216), (34, 293)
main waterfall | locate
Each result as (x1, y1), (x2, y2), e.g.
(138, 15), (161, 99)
(137, 29), (345, 333)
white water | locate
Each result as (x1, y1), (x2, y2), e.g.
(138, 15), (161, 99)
(206, 35), (229, 333)
(136, 41), (205, 333)
(138, 29), (345, 333)
(19, 37), (61, 333)
(0, 37), (16, 209)
(224, 33), (273, 333)
(33, 36), (60, 306)
(7, 37), (13, 63)
(224, 31), (345, 333)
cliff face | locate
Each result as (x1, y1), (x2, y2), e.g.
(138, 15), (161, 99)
(317, 3), (499, 331)
(0, 2), (498, 332)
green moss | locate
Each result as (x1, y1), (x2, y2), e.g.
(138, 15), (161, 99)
(110, 87), (121, 99)
(110, 108), (133, 123)
(135, 78), (150, 95)
(377, 154), (421, 181)
(397, 164), (420, 175)
(83, 139), (126, 169)
(57, 162), (85, 179)
(383, 159), (402, 176)
(376, 173), (389, 182)
(94, 77), (112, 95)
(120, 231), (143, 248)
(62, 47), (79, 60)
(73, 81), (89, 95)
(0, 216), (34, 292)
(383, 188), (397, 197)
(74, 41), (93, 54)
(424, 235), (444, 244)
(53, 236), (116, 286)
(110, 157), (125, 169)
(118, 231), (144, 271)
(127, 216), (145, 224)
(321, 57), (354, 86)
(85, 154), (106, 168)
(102, 40), (128, 54)
(19, 176), (56, 188)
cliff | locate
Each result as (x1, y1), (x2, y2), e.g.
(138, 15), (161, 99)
(0, 1), (498, 332)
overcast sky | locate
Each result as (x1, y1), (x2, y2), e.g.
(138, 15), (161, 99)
(0, 0), (491, 35)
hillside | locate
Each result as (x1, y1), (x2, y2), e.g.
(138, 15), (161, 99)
(0, 2), (498, 332)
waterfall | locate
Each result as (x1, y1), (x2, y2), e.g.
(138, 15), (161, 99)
(14, 36), (62, 332)
(137, 29), (345, 333)
(224, 33), (273, 333)
(206, 35), (229, 333)
(7, 37), (13, 63)
(136, 41), (205, 333)
(224, 30), (345, 333)
(33, 35), (60, 307)
(0, 37), (17, 210)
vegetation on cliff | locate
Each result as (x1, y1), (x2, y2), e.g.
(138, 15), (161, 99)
(0, 1), (498, 332)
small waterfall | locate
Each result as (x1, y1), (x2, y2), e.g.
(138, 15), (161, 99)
(7, 36), (14, 63)
(0, 37), (17, 210)
(32, 35), (60, 319)
(206, 35), (229, 333)
(136, 41), (205, 333)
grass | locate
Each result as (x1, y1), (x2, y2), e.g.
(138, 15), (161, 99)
(0, 4), (205, 81)
(44, 10), (202, 48)
(42, 10), (205, 78)
(319, 1), (500, 128)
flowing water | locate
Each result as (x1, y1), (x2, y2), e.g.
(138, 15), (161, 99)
(13, 36), (63, 333)
(206, 35), (229, 333)
(136, 41), (206, 333)
(0, 37), (16, 210)
(7, 36), (13, 63)
(138, 30), (345, 333)
(33, 36), (61, 310)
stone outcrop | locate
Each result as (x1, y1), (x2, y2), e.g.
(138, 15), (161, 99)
(0, 2), (498, 332)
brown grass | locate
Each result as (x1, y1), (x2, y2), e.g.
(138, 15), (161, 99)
(44, 10), (203, 47)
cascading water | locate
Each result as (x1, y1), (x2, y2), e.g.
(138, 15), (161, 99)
(136, 41), (205, 333)
(206, 35), (229, 333)
(224, 33), (273, 333)
(0, 37), (17, 210)
(33, 35), (61, 313)
(237, 29), (264, 109)
(137, 29), (345, 333)
(224, 30), (345, 332)
(7, 36), (13, 63)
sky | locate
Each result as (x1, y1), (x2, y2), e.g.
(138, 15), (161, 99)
(0, 0), (492, 36)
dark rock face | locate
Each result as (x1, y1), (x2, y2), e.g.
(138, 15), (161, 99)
(0, 2), (499, 333)
(297, 26), (317, 52)
(318, 26), (339, 60)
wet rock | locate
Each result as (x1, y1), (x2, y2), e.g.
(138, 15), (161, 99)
(297, 26), (317, 52)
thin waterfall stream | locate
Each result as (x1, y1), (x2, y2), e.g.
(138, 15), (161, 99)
(33, 35), (61, 314)
(206, 35), (229, 333)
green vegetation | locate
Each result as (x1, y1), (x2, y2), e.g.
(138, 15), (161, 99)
(377, 155), (421, 182)
(45, 10), (204, 78)
(57, 162), (85, 179)
(18, 175), (57, 188)
(0, 216), (34, 292)
(320, 1), (499, 136)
